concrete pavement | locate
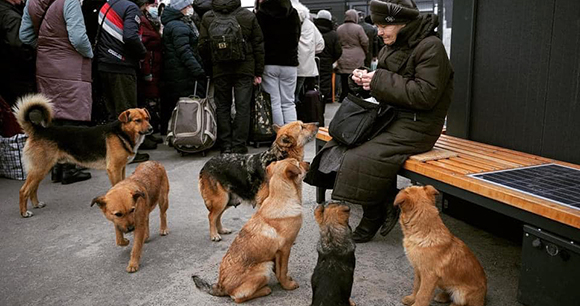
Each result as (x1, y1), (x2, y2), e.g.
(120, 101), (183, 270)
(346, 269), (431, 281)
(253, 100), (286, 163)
(0, 103), (523, 306)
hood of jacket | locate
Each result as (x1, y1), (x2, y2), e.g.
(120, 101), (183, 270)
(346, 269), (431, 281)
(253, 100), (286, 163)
(193, 0), (212, 17)
(161, 6), (184, 25)
(344, 9), (358, 23)
(393, 13), (439, 48)
(211, 0), (240, 14)
(259, 0), (294, 18)
(0, 0), (22, 14)
(313, 18), (332, 34)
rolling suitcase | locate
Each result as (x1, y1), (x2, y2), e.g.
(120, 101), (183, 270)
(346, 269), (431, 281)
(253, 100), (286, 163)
(296, 58), (324, 127)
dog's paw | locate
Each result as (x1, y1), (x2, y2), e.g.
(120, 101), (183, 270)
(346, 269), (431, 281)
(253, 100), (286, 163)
(434, 291), (451, 303)
(117, 238), (130, 246)
(33, 202), (46, 209)
(126, 262), (139, 273)
(281, 280), (299, 290)
(21, 211), (34, 218)
(160, 228), (169, 236)
(218, 227), (232, 235)
(401, 295), (415, 305)
(211, 234), (222, 242)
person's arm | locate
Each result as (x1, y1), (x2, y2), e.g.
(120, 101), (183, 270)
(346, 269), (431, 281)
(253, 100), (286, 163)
(251, 16), (264, 77)
(370, 39), (452, 111)
(173, 24), (204, 78)
(64, 0), (93, 58)
(123, 4), (147, 59)
(332, 32), (342, 62)
(19, 0), (37, 47)
(313, 23), (324, 54)
(197, 15), (212, 76)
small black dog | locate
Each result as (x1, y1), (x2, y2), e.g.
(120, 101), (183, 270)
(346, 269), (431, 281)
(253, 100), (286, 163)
(312, 203), (356, 306)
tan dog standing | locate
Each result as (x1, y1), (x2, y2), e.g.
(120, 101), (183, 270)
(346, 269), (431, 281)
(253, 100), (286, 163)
(199, 121), (318, 241)
(193, 159), (309, 303)
(395, 186), (487, 306)
(91, 161), (169, 273)
(13, 94), (153, 217)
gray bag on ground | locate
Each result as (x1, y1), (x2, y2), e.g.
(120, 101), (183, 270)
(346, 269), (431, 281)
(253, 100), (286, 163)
(166, 82), (217, 154)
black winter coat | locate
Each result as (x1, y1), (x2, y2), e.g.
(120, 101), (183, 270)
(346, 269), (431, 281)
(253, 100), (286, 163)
(313, 17), (341, 103)
(359, 20), (379, 67)
(305, 14), (454, 205)
(161, 7), (206, 98)
(198, 0), (265, 79)
(256, 0), (300, 67)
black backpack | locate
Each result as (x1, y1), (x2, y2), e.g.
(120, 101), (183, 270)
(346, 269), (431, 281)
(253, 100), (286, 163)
(208, 8), (246, 63)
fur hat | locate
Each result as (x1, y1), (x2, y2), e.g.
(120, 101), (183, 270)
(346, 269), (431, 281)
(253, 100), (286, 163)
(170, 0), (192, 11)
(316, 9), (332, 21)
(370, 0), (419, 25)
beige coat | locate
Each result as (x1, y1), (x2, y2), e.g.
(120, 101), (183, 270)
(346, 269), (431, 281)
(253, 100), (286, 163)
(335, 9), (368, 74)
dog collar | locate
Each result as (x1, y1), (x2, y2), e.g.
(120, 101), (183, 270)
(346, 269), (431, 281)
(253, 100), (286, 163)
(117, 134), (135, 155)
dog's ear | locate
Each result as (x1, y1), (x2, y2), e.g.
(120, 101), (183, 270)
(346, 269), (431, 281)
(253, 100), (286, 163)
(314, 204), (325, 225)
(90, 196), (106, 208)
(272, 124), (281, 133)
(278, 135), (295, 148)
(118, 110), (131, 123)
(132, 190), (146, 202)
(285, 163), (301, 180)
(393, 190), (408, 207)
(423, 185), (439, 197)
(142, 108), (151, 120)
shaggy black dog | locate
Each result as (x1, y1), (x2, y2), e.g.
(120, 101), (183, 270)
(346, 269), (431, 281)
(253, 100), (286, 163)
(311, 204), (356, 306)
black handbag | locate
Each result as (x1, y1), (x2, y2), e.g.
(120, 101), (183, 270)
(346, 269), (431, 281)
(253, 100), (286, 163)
(328, 93), (395, 147)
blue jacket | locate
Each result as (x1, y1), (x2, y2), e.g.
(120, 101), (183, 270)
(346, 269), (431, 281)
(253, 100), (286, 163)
(95, 0), (146, 74)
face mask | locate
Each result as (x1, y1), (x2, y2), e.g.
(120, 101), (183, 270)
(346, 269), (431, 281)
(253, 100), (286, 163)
(147, 6), (158, 19)
(185, 7), (194, 16)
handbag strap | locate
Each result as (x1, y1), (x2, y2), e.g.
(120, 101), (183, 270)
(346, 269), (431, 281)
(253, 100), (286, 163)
(93, 1), (118, 51)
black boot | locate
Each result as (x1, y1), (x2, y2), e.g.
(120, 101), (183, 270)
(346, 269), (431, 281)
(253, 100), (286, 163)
(352, 204), (387, 243)
(380, 203), (401, 236)
(61, 163), (91, 185)
(51, 164), (63, 183)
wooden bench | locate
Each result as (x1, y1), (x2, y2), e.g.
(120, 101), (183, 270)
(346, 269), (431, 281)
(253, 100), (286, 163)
(315, 127), (580, 241)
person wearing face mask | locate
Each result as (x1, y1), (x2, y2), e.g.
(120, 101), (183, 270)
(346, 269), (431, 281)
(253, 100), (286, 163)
(159, 0), (206, 134)
(0, 0), (36, 106)
(305, 0), (454, 243)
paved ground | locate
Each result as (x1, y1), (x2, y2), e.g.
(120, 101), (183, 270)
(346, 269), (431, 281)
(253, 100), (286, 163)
(0, 104), (523, 306)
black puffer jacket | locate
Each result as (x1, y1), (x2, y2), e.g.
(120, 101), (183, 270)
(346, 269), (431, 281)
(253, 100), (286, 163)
(161, 6), (206, 97)
(256, 0), (300, 66)
(306, 14), (454, 205)
(198, 0), (265, 79)
(313, 18), (342, 76)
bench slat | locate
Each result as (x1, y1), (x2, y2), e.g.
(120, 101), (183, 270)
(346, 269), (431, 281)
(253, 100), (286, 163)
(437, 158), (490, 173)
(449, 157), (498, 172)
(434, 143), (525, 168)
(437, 138), (545, 166)
(426, 161), (471, 175)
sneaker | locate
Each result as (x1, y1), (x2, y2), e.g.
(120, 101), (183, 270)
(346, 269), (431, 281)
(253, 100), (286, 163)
(232, 145), (248, 154)
(147, 134), (163, 144)
(61, 163), (91, 185)
(130, 152), (149, 164)
(140, 137), (157, 150)
(220, 146), (232, 154)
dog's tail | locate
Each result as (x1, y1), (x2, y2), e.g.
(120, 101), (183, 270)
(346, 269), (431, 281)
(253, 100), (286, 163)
(13, 94), (54, 136)
(192, 275), (226, 296)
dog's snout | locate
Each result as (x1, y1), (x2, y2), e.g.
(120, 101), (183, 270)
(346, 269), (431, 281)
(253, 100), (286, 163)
(126, 225), (135, 233)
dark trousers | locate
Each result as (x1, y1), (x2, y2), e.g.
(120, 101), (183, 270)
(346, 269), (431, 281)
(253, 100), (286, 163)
(214, 75), (253, 149)
(339, 73), (350, 103)
(99, 71), (137, 120)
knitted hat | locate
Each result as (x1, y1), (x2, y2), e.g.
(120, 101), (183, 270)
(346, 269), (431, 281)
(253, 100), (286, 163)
(316, 10), (332, 21)
(370, 0), (419, 25)
(170, 0), (192, 11)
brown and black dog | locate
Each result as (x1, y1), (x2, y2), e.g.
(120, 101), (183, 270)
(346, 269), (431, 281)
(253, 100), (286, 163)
(13, 94), (152, 217)
(91, 161), (169, 273)
(193, 158), (309, 303)
(199, 121), (318, 241)
(312, 203), (356, 306)
(395, 186), (487, 306)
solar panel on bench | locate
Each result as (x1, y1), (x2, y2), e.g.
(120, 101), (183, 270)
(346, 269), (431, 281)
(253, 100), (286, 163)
(471, 164), (580, 210)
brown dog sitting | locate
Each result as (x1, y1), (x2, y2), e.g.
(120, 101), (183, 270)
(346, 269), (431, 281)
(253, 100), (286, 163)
(13, 94), (153, 218)
(91, 161), (169, 273)
(193, 158), (309, 303)
(395, 186), (487, 306)
(199, 121), (318, 241)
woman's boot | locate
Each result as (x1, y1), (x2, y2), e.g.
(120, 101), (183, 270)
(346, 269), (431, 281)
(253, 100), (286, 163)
(61, 163), (91, 185)
(352, 203), (387, 243)
(51, 164), (63, 183)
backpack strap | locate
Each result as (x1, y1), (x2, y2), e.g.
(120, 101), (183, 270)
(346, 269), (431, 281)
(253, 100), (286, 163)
(93, 1), (119, 51)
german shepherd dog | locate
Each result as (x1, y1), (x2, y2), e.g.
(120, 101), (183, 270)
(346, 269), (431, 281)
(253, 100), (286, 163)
(13, 94), (152, 218)
(312, 203), (357, 306)
(193, 159), (309, 303)
(199, 121), (318, 241)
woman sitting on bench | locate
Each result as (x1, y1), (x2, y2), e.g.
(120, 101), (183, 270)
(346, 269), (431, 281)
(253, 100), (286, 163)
(305, 0), (454, 242)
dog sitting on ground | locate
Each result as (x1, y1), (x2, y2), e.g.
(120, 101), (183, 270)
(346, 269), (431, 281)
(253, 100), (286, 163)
(193, 158), (309, 303)
(13, 94), (152, 218)
(199, 121), (318, 241)
(91, 161), (169, 273)
(311, 203), (357, 306)
(395, 185), (487, 306)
